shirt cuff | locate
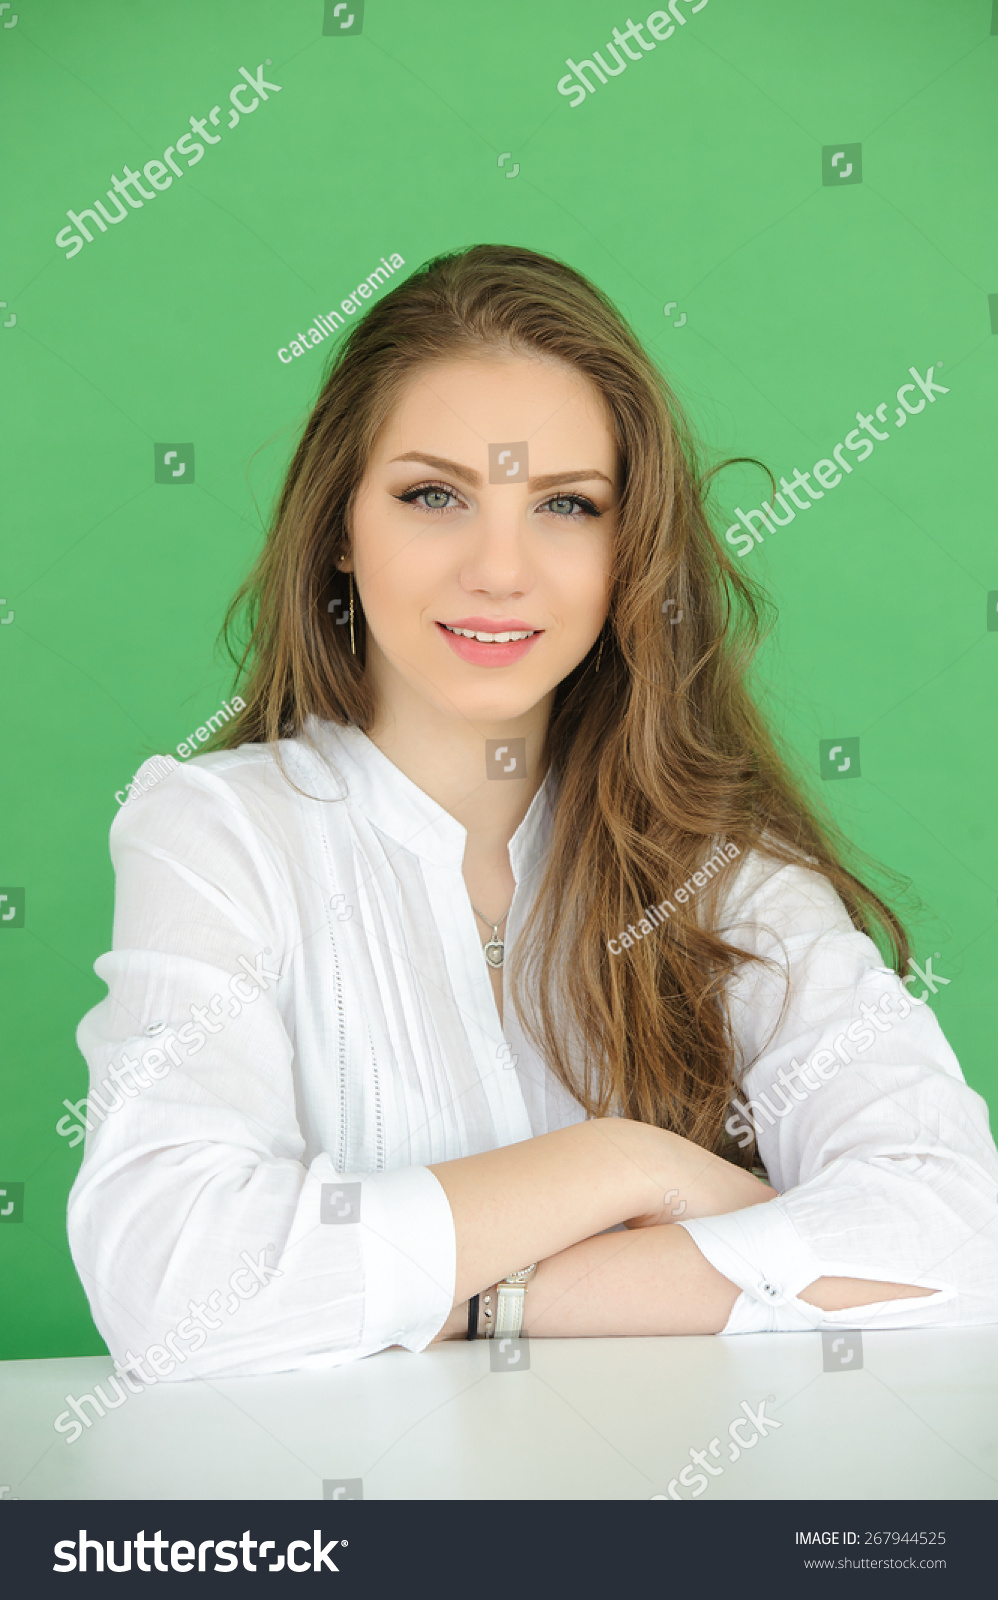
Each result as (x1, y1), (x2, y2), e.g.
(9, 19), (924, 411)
(678, 1203), (825, 1332)
(356, 1164), (457, 1352)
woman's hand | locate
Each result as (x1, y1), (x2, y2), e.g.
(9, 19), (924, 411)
(427, 1115), (774, 1307)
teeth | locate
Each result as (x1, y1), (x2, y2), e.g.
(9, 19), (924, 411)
(443, 625), (536, 643)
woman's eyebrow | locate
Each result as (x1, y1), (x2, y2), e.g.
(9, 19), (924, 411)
(387, 451), (614, 493)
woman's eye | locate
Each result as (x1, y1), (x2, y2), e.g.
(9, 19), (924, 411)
(394, 484), (602, 518)
(545, 494), (600, 518)
(395, 483), (460, 514)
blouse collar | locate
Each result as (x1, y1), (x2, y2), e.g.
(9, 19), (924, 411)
(304, 716), (556, 884)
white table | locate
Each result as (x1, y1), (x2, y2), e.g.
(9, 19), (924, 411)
(2, 1328), (996, 1501)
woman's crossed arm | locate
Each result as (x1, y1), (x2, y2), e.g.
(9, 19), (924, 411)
(426, 1117), (930, 1342)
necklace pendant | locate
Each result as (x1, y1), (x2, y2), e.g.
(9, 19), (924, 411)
(484, 936), (505, 968)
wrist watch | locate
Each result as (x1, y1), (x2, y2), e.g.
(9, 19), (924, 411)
(492, 1263), (537, 1339)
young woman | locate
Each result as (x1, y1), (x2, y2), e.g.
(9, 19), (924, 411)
(68, 244), (998, 1381)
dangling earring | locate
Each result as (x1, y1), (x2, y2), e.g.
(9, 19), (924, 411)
(338, 556), (357, 657)
(595, 627), (604, 673)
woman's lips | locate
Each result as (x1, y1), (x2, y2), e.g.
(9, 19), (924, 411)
(435, 620), (543, 667)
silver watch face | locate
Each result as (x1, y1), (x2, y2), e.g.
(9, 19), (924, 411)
(504, 1264), (537, 1284)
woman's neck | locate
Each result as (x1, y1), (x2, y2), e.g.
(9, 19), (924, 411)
(365, 691), (553, 860)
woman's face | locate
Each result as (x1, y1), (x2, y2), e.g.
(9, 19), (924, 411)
(345, 351), (619, 728)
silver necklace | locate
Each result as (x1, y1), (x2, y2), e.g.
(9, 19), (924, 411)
(470, 902), (512, 968)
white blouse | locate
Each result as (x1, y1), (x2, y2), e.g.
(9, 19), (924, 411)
(68, 718), (998, 1380)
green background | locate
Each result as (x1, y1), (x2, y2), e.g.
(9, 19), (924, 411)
(1, 0), (996, 1359)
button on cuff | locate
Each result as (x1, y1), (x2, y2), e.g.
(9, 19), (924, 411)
(679, 1200), (823, 1304)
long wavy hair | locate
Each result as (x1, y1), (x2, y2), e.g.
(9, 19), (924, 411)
(207, 242), (916, 1168)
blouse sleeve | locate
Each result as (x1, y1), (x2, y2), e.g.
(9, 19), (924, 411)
(67, 758), (456, 1380)
(677, 851), (998, 1333)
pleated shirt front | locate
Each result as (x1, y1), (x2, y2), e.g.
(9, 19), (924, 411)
(67, 716), (998, 1379)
